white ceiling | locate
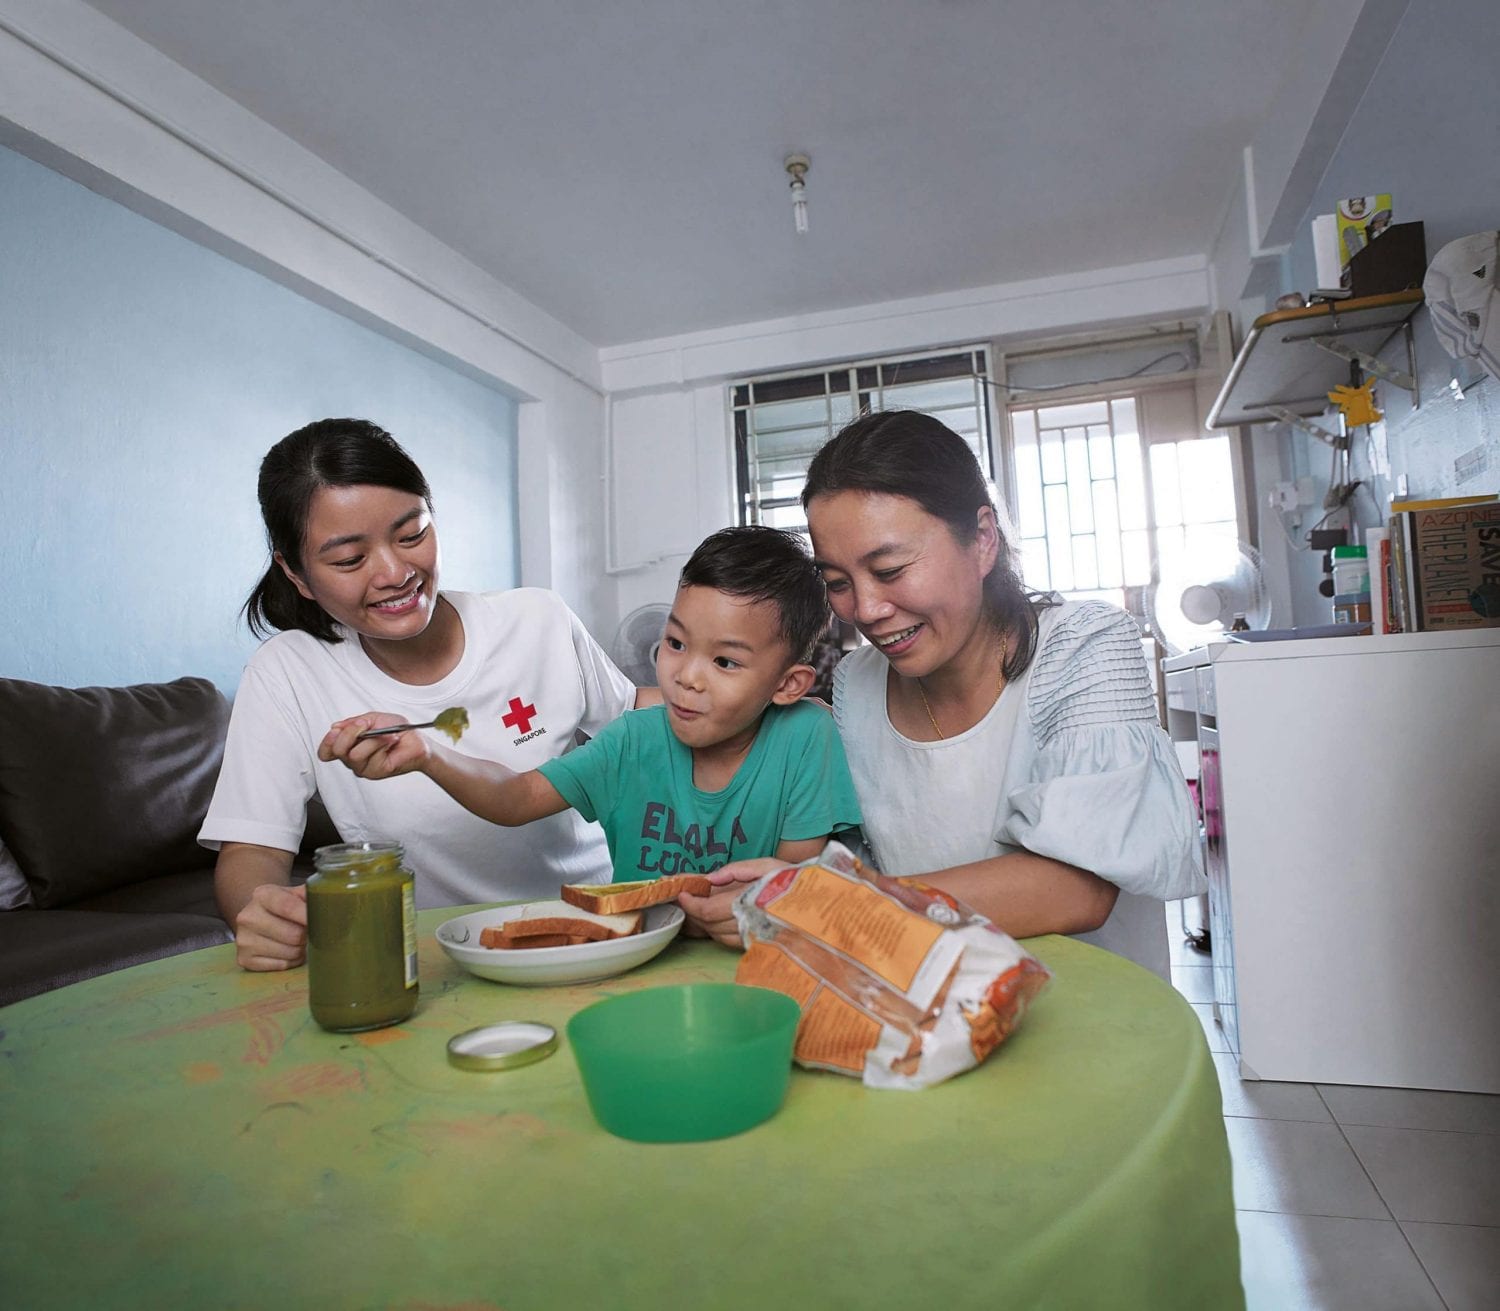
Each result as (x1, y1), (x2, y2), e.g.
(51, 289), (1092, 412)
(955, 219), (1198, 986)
(82, 0), (1317, 347)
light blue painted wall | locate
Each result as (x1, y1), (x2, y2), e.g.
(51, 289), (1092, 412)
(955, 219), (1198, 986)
(0, 145), (519, 693)
(1275, 0), (1500, 622)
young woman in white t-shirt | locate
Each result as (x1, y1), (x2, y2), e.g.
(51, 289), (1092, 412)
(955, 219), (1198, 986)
(681, 410), (1204, 976)
(202, 418), (654, 972)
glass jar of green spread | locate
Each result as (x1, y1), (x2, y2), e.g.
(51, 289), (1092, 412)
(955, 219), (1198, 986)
(306, 841), (418, 1032)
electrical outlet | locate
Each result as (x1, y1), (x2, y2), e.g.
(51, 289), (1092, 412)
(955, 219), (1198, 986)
(1270, 478), (1317, 513)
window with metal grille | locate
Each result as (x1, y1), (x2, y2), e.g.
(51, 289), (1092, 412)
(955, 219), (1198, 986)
(731, 347), (994, 534)
(1007, 383), (1241, 620)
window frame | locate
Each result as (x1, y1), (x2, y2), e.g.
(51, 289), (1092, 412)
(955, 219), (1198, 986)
(729, 345), (996, 533)
(725, 322), (1250, 628)
(1001, 371), (1250, 622)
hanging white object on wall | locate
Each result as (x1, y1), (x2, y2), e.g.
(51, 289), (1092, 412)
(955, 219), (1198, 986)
(1423, 230), (1500, 379)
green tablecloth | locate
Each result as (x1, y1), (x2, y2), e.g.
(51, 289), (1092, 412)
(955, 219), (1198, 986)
(1, 914), (1242, 1310)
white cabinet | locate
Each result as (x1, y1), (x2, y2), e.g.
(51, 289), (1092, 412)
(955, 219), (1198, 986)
(1163, 629), (1500, 1093)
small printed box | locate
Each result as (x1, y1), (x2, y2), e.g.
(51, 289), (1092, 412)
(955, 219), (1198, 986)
(1336, 194), (1393, 270)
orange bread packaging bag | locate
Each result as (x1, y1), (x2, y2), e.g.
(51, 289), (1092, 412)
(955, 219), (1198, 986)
(733, 841), (1051, 1089)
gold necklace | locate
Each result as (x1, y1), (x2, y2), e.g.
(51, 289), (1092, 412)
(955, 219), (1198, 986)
(915, 644), (1006, 741)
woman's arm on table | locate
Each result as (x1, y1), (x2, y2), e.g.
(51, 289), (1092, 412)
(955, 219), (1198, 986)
(680, 846), (1118, 949)
(904, 850), (1118, 940)
(214, 841), (306, 971)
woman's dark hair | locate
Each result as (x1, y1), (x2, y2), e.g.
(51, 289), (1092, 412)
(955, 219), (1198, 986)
(678, 525), (830, 664)
(243, 418), (433, 643)
(800, 409), (1053, 681)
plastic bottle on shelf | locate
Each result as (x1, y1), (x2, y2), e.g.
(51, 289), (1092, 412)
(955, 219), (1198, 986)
(1330, 545), (1372, 625)
(1330, 545), (1370, 596)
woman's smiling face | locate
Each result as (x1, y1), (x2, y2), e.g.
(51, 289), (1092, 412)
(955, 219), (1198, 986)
(807, 489), (996, 679)
(278, 483), (441, 640)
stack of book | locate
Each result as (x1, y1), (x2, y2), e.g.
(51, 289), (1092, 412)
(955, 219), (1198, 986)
(1371, 492), (1500, 633)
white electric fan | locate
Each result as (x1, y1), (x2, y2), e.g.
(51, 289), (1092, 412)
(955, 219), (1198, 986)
(610, 604), (671, 687)
(1148, 536), (1271, 655)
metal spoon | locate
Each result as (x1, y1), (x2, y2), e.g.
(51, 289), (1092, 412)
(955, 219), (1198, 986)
(356, 706), (469, 743)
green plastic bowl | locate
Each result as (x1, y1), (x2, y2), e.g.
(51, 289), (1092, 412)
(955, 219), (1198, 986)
(568, 983), (800, 1142)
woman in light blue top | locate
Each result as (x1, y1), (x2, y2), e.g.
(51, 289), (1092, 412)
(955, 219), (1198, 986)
(683, 410), (1204, 977)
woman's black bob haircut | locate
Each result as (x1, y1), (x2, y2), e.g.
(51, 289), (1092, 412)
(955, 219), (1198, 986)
(678, 525), (830, 664)
(800, 408), (1053, 681)
(243, 418), (433, 643)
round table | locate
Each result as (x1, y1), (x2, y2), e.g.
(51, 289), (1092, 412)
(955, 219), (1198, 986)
(0, 914), (1242, 1309)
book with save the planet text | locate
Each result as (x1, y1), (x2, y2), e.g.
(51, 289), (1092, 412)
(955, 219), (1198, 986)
(1387, 494), (1500, 632)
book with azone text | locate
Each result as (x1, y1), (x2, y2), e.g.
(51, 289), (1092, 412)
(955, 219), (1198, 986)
(1388, 494), (1500, 632)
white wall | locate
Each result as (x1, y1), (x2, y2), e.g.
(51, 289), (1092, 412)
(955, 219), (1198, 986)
(0, 144), (518, 692)
(518, 376), (624, 631)
(1209, 0), (1500, 626)
(4, 0), (1433, 649)
(605, 383), (738, 617)
(596, 2), (1401, 635)
(1282, 0), (1500, 507)
(600, 256), (1216, 615)
(1197, 0), (1500, 626)
(0, 0), (615, 636)
(598, 0), (1405, 631)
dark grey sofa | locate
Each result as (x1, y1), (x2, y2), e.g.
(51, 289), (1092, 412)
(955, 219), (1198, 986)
(0, 676), (335, 1007)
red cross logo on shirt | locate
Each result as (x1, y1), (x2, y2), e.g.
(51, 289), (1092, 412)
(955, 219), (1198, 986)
(502, 697), (538, 733)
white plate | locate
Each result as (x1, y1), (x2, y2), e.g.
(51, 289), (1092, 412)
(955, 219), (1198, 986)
(435, 903), (685, 986)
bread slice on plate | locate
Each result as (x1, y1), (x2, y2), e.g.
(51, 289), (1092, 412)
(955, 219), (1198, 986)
(560, 875), (713, 915)
(480, 931), (597, 950)
(477, 898), (644, 951)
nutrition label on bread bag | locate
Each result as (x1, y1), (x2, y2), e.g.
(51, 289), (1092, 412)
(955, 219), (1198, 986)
(764, 865), (943, 993)
(798, 988), (884, 1073)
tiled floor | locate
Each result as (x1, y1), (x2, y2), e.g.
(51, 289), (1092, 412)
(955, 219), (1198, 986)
(1165, 904), (1500, 1311)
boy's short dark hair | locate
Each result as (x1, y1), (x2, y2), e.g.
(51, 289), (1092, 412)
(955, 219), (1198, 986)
(678, 526), (830, 663)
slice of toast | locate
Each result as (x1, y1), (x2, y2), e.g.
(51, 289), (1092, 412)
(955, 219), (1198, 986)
(479, 929), (597, 950)
(487, 899), (644, 946)
(560, 875), (713, 915)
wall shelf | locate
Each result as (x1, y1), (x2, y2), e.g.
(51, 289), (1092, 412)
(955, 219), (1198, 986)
(1206, 290), (1424, 432)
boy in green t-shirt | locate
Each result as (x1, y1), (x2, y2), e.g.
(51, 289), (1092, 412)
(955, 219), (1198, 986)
(322, 526), (862, 883)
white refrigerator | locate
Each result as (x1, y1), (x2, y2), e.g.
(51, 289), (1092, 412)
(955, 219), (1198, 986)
(1163, 628), (1500, 1092)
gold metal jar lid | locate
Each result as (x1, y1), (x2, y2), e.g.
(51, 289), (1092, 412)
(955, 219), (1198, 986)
(446, 1022), (559, 1072)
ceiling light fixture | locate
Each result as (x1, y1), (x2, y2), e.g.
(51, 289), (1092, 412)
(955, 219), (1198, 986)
(784, 153), (810, 234)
